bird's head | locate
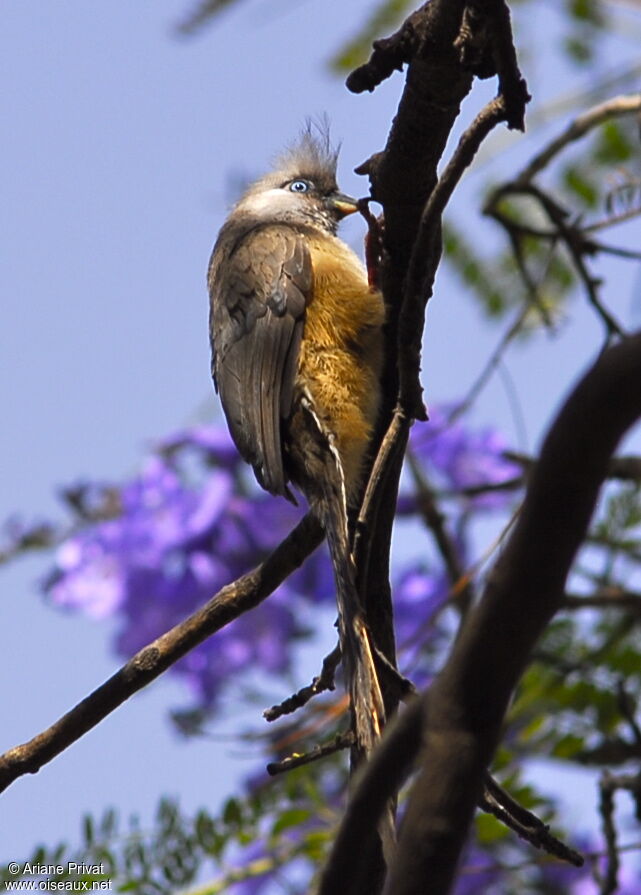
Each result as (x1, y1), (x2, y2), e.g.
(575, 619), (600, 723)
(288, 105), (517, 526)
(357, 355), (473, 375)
(234, 126), (359, 234)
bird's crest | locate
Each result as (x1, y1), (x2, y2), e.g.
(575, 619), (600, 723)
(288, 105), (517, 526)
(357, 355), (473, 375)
(273, 119), (340, 186)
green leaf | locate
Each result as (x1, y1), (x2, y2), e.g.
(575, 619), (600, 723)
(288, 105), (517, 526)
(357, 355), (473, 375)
(563, 164), (599, 208)
(82, 815), (95, 848)
(563, 35), (594, 63)
(222, 797), (243, 827)
(195, 811), (223, 855)
(175, 0), (241, 36)
(271, 808), (312, 837)
(443, 224), (509, 316)
(569, 0), (603, 26)
(476, 813), (510, 844)
(552, 733), (585, 759)
(300, 831), (331, 862)
(595, 121), (634, 165)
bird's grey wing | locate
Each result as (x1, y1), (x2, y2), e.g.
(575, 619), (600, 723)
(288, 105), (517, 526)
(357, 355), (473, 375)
(209, 225), (311, 497)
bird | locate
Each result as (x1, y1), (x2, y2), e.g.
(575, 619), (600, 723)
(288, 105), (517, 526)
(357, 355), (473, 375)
(208, 127), (387, 759)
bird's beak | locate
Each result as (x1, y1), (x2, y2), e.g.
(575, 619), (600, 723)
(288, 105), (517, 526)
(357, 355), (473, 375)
(328, 192), (359, 219)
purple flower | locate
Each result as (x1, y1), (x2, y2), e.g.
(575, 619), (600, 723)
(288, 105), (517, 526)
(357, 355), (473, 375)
(49, 457), (233, 618)
(217, 839), (277, 895)
(406, 405), (521, 510)
(44, 426), (335, 710)
(156, 425), (243, 471)
(453, 842), (505, 894)
(43, 409), (516, 714)
(393, 563), (449, 643)
(391, 562), (454, 684)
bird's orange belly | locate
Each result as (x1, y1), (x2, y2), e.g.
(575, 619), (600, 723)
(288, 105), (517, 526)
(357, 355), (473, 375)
(296, 235), (385, 500)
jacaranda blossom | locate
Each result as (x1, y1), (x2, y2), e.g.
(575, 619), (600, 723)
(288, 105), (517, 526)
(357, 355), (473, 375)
(43, 411), (517, 712)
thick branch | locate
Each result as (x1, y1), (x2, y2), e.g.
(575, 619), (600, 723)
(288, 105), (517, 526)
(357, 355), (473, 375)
(341, 7), (527, 890)
(319, 697), (425, 895)
(0, 513), (323, 794)
(386, 332), (641, 895)
(320, 700), (582, 892)
(346, 7), (425, 94)
(354, 0), (474, 731)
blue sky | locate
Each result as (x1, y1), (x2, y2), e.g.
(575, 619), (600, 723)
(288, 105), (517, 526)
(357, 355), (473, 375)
(2, 0), (641, 868)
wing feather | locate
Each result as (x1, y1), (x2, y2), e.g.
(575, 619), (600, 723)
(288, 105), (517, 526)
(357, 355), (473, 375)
(209, 224), (311, 497)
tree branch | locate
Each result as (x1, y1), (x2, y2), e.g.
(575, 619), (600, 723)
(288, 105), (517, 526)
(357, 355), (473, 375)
(319, 699), (583, 892)
(400, 95), (512, 419)
(263, 643), (341, 722)
(318, 696), (425, 895)
(407, 452), (476, 617)
(384, 331), (641, 895)
(563, 589), (641, 614)
(266, 731), (354, 776)
(346, 7), (425, 94)
(506, 450), (641, 482)
(343, 9), (528, 887)
(0, 513), (323, 795)
(479, 773), (583, 866)
(514, 93), (641, 187)
(352, 0), (475, 747)
(322, 333), (641, 894)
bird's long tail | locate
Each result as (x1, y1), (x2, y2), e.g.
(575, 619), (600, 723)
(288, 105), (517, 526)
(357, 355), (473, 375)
(313, 435), (386, 759)
(296, 397), (395, 862)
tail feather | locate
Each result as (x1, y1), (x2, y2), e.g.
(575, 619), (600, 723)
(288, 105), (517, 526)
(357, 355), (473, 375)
(315, 440), (386, 758)
(296, 397), (395, 861)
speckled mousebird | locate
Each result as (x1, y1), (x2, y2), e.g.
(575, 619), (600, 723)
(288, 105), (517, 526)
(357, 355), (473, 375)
(208, 128), (386, 756)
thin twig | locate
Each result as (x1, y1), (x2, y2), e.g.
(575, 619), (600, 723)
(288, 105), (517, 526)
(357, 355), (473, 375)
(599, 772), (620, 895)
(514, 94), (641, 186)
(0, 513), (323, 795)
(491, 182), (625, 337)
(400, 95), (510, 419)
(353, 407), (409, 594)
(585, 204), (641, 234)
(588, 241), (641, 261)
(501, 219), (558, 328)
(407, 452), (476, 617)
(480, 773), (584, 866)
(526, 185), (625, 337)
(263, 644), (342, 722)
(449, 303), (533, 422)
(372, 646), (417, 701)
(266, 731), (354, 776)
(484, 95), (641, 343)
(576, 738), (641, 766)
(563, 590), (641, 613)
(616, 680), (641, 753)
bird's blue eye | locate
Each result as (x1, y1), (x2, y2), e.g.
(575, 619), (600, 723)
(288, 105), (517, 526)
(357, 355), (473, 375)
(289, 180), (310, 193)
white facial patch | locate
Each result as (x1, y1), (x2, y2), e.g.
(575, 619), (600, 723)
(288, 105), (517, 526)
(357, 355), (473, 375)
(239, 188), (303, 219)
